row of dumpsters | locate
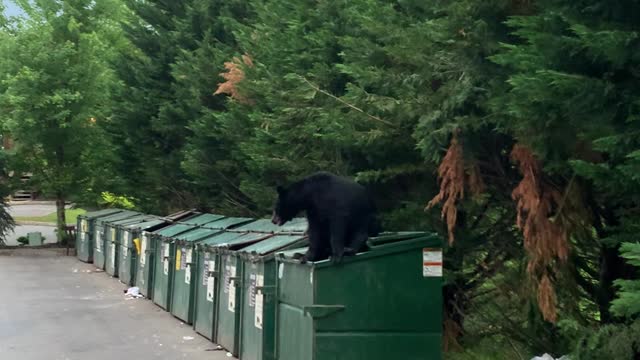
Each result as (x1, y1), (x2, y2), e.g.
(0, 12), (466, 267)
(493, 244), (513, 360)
(75, 208), (443, 360)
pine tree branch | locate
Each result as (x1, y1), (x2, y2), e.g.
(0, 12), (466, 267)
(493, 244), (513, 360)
(298, 76), (395, 127)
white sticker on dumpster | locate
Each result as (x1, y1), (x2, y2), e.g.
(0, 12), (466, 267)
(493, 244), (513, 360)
(249, 274), (257, 307)
(110, 243), (116, 269)
(186, 249), (193, 264)
(228, 265), (237, 313)
(81, 231), (86, 242)
(207, 276), (215, 302)
(278, 263), (284, 279)
(81, 219), (88, 232)
(163, 258), (169, 275)
(95, 229), (101, 252)
(111, 228), (116, 241)
(185, 249), (193, 285)
(255, 274), (264, 329)
(423, 248), (443, 277)
(140, 235), (147, 266)
(123, 232), (129, 258)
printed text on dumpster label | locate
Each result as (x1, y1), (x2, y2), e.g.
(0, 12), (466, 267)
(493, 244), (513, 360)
(255, 274), (264, 329)
(422, 248), (443, 277)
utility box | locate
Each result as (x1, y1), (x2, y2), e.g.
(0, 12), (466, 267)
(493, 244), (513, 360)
(76, 209), (123, 263)
(27, 232), (43, 246)
(274, 232), (443, 360)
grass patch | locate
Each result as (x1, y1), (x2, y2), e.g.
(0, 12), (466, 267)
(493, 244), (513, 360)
(15, 208), (86, 225)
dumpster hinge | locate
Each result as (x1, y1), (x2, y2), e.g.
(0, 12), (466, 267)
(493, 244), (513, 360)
(303, 305), (345, 319)
(254, 285), (275, 295)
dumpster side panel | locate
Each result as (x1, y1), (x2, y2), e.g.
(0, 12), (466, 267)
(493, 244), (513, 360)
(119, 229), (137, 286)
(171, 245), (196, 323)
(240, 261), (262, 360)
(276, 304), (313, 360)
(136, 232), (155, 298)
(215, 253), (242, 355)
(105, 226), (119, 276)
(94, 225), (106, 269)
(314, 248), (441, 333)
(193, 250), (218, 340)
(314, 334), (441, 360)
(152, 238), (174, 310)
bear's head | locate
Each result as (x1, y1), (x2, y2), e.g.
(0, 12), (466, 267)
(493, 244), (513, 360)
(271, 185), (296, 226)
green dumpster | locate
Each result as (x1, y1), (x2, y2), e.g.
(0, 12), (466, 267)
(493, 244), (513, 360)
(151, 213), (225, 311)
(119, 218), (166, 287)
(214, 218), (308, 356)
(274, 232), (443, 360)
(104, 214), (149, 277)
(76, 209), (123, 263)
(170, 217), (254, 324)
(134, 210), (199, 298)
(238, 233), (309, 360)
(93, 211), (140, 270)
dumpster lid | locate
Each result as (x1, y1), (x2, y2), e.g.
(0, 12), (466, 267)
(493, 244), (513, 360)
(240, 234), (308, 257)
(174, 227), (223, 243)
(181, 213), (225, 226)
(232, 217), (307, 233)
(201, 232), (272, 251)
(202, 217), (255, 230)
(276, 232), (442, 266)
(107, 214), (151, 226)
(80, 208), (124, 220)
(153, 223), (198, 237)
(124, 218), (166, 231)
(95, 211), (140, 225)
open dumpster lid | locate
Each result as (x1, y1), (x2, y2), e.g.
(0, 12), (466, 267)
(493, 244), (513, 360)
(232, 218), (307, 233)
(163, 209), (198, 222)
(80, 208), (124, 220)
(240, 234), (308, 257)
(180, 213), (225, 226)
(124, 218), (166, 231)
(95, 211), (140, 225)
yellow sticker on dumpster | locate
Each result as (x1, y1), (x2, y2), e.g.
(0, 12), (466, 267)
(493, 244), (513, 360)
(423, 248), (442, 277)
(176, 249), (182, 270)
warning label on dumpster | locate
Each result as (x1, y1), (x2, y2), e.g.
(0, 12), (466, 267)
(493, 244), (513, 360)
(81, 231), (85, 242)
(140, 236), (147, 266)
(110, 243), (116, 269)
(185, 249), (192, 284)
(207, 276), (215, 302)
(95, 229), (101, 252)
(249, 274), (257, 307)
(202, 253), (210, 286)
(423, 248), (443, 277)
(122, 232), (129, 258)
(228, 265), (237, 313)
(111, 228), (116, 241)
(255, 274), (264, 329)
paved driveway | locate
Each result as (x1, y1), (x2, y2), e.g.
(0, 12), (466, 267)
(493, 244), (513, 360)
(0, 255), (233, 360)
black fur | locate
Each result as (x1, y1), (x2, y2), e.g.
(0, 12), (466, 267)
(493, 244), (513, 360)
(272, 171), (381, 263)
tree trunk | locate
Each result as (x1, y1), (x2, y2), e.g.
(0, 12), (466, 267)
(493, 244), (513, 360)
(56, 193), (66, 243)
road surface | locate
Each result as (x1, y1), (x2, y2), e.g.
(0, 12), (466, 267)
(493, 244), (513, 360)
(5, 202), (62, 246)
(0, 255), (234, 360)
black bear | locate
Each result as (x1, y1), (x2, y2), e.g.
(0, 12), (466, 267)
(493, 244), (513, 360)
(271, 171), (381, 263)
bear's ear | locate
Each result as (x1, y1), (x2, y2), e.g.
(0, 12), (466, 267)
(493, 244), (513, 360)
(276, 185), (286, 196)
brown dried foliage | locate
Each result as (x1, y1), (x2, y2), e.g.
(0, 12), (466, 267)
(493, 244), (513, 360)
(443, 316), (463, 352)
(427, 133), (485, 244)
(214, 54), (254, 104)
(511, 144), (568, 322)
